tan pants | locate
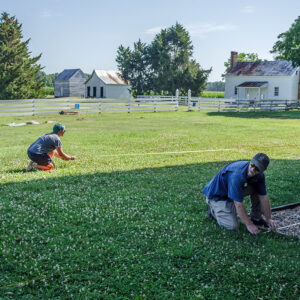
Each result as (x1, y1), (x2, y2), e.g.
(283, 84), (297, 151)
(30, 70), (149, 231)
(206, 184), (262, 230)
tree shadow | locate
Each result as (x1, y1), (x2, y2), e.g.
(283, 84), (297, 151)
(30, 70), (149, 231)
(1, 159), (299, 298)
(207, 110), (300, 119)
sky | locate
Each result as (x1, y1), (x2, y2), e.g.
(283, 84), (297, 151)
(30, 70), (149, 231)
(1, 0), (299, 82)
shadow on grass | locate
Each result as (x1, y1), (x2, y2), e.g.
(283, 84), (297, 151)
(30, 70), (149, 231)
(1, 159), (300, 298)
(207, 110), (300, 119)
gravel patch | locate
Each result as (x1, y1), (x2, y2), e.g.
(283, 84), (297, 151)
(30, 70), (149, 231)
(272, 206), (300, 238)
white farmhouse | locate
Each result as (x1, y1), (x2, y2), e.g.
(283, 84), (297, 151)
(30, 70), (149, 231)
(225, 52), (300, 101)
(85, 70), (131, 99)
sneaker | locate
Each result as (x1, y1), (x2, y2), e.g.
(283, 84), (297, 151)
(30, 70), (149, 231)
(207, 205), (214, 219)
(26, 161), (37, 172)
(251, 217), (269, 228)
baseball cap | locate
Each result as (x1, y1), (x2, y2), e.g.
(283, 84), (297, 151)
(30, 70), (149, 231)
(250, 153), (269, 172)
(53, 123), (65, 133)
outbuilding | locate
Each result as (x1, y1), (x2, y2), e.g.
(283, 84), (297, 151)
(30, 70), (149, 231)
(225, 52), (300, 101)
(85, 70), (131, 99)
(54, 69), (87, 97)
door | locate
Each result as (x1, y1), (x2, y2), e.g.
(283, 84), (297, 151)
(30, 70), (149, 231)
(100, 87), (104, 98)
(93, 87), (97, 98)
(87, 86), (90, 97)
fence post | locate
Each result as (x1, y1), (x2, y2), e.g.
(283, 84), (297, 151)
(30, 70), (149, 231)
(128, 99), (131, 113)
(270, 100), (273, 111)
(67, 98), (70, 111)
(99, 99), (102, 113)
(218, 98), (221, 112)
(175, 100), (178, 112)
(153, 100), (157, 112)
(32, 99), (35, 115)
(187, 89), (191, 111)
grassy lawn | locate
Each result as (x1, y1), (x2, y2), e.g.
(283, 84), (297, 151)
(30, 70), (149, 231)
(0, 110), (299, 299)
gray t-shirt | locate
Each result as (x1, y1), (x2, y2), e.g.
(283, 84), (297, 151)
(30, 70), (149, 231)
(28, 132), (62, 154)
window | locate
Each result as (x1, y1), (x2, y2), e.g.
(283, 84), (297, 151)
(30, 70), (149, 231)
(234, 87), (237, 95)
(274, 87), (279, 96)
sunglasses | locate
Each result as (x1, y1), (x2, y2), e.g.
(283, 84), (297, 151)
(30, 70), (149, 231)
(250, 163), (260, 172)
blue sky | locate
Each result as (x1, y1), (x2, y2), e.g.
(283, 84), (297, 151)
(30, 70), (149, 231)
(1, 0), (299, 81)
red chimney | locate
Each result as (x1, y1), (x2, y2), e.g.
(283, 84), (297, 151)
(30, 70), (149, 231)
(230, 51), (238, 70)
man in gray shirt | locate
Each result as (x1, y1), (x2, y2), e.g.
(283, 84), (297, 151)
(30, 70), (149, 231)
(27, 123), (76, 172)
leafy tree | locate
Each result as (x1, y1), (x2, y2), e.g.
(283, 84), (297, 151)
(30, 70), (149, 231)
(270, 16), (300, 66)
(116, 39), (152, 96)
(222, 52), (262, 79)
(116, 23), (211, 96)
(0, 12), (44, 99)
(206, 81), (225, 91)
(37, 71), (59, 87)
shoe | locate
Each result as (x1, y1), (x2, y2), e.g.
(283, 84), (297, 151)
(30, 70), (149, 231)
(207, 205), (214, 219)
(251, 217), (269, 228)
(26, 161), (37, 172)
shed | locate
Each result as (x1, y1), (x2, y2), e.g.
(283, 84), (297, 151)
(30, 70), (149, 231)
(54, 69), (87, 97)
(225, 52), (300, 101)
(85, 70), (131, 99)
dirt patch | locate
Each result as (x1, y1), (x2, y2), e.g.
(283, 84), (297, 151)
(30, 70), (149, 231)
(272, 206), (300, 238)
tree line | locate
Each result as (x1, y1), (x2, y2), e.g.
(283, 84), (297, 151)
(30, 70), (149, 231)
(0, 11), (299, 99)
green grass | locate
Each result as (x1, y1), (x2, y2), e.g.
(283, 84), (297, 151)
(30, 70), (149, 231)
(201, 91), (224, 98)
(0, 111), (300, 299)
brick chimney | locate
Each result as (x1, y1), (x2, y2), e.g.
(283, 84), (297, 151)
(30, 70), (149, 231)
(230, 51), (238, 70)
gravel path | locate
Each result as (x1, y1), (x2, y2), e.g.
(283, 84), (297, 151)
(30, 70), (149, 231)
(272, 206), (300, 238)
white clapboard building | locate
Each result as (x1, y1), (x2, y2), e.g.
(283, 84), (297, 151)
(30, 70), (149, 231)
(54, 69), (87, 97)
(225, 52), (300, 101)
(85, 70), (131, 99)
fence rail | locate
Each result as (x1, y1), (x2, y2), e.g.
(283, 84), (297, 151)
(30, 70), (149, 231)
(0, 97), (298, 117)
(0, 98), (179, 117)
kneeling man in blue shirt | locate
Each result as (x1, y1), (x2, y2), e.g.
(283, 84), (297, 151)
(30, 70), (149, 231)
(202, 153), (276, 235)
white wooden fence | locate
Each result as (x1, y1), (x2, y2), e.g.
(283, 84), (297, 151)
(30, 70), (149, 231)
(0, 97), (298, 117)
(0, 98), (178, 117)
(137, 96), (299, 112)
(186, 98), (299, 112)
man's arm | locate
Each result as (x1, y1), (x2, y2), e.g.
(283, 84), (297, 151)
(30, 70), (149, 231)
(56, 147), (76, 161)
(234, 201), (260, 235)
(259, 195), (276, 230)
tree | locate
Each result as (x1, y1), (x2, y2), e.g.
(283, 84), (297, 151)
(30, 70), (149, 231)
(206, 81), (225, 91)
(116, 23), (211, 96)
(37, 71), (59, 87)
(116, 39), (152, 96)
(222, 52), (262, 79)
(271, 16), (300, 66)
(0, 12), (44, 99)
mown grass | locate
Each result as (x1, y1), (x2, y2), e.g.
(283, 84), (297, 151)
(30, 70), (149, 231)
(0, 110), (300, 299)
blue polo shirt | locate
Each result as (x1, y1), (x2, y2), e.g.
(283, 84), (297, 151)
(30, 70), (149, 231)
(202, 161), (266, 203)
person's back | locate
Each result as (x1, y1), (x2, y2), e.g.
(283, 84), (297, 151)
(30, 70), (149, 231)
(28, 133), (62, 155)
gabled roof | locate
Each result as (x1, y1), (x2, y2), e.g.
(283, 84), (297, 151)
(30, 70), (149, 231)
(55, 69), (81, 81)
(93, 70), (129, 85)
(227, 61), (298, 76)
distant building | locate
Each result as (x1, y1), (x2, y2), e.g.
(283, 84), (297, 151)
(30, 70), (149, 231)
(225, 51), (300, 101)
(54, 69), (87, 97)
(85, 70), (131, 99)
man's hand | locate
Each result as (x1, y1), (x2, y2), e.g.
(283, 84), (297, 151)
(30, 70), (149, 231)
(246, 223), (260, 235)
(70, 156), (76, 160)
(266, 219), (276, 231)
